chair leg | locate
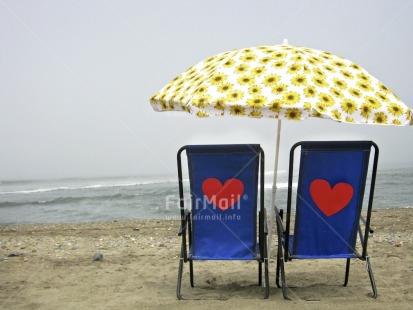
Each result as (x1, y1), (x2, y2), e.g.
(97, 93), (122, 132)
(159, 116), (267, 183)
(189, 260), (194, 287)
(366, 257), (378, 298)
(177, 255), (184, 300)
(275, 241), (290, 300)
(343, 258), (350, 287)
(279, 257), (290, 300)
(275, 240), (284, 291)
(258, 261), (262, 286)
(276, 253), (281, 288)
(264, 257), (270, 299)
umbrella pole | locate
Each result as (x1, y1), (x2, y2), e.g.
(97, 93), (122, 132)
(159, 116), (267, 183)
(268, 119), (282, 263)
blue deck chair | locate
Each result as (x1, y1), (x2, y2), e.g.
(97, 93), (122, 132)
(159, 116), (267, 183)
(275, 141), (379, 299)
(176, 144), (269, 299)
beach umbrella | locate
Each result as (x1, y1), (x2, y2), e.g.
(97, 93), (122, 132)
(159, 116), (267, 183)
(149, 40), (412, 258)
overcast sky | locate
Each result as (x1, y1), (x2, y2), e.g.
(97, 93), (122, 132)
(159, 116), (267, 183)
(1, 0), (412, 180)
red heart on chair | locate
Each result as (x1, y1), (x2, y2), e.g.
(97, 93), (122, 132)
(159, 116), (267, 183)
(202, 178), (244, 211)
(310, 179), (353, 217)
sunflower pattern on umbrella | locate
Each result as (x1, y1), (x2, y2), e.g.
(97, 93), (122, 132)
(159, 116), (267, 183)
(150, 44), (412, 125)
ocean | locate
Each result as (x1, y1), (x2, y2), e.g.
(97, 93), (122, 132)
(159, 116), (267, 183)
(0, 167), (412, 224)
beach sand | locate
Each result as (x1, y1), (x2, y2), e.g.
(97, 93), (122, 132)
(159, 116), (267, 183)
(1, 208), (412, 309)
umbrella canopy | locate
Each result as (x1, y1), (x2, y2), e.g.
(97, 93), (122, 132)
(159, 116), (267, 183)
(150, 42), (412, 126)
(149, 41), (412, 264)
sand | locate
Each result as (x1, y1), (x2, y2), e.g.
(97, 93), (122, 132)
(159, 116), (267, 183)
(1, 208), (412, 309)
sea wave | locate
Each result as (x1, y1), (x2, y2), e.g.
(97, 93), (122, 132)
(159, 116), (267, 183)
(264, 182), (297, 189)
(0, 193), (142, 208)
(0, 180), (176, 195)
(1, 180), (294, 195)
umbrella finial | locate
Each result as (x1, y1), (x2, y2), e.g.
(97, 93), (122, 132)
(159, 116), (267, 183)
(283, 38), (289, 45)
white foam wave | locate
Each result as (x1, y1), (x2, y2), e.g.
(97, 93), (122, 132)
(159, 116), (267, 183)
(0, 179), (177, 195)
(264, 182), (297, 189)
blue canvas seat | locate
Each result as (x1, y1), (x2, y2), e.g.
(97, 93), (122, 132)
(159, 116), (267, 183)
(275, 141), (379, 299)
(177, 144), (269, 299)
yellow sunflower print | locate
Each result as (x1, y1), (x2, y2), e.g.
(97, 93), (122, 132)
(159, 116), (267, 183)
(349, 88), (362, 98)
(237, 75), (255, 85)
(259, 57), (273, 65)
(273, 52), (287, 59)
(318, 93), (335, 107)
(388, 103), (404, 117)
(345, 116), (355, 123)
(349, 63), (361, 71)
(332, 60), (345, 68)
(150, 44), (411, 127)
(311, 110), (323, 118)
(292, 55), (304, 62)
(330, 88), (344, 98)
(360, 103), (372, 118)
(214, 98), (227, 111)
(285, 108), (302, 120)
(272, 84), (287, 94)
(249, 110), (263, 118)
(340, 70), (354, 79)
(323, 65), (336, 73)
(229, 105), (246, 116)
(251, 66), (266, 76)
(247, 95), (267, 108)
(333, 78), (347, 89)
(195, 110), (209, 117)
(403, 110), (411, 121)
(181, 105), (191, 113)
(217, 83), (233, 93)
(227, 90), (244, 102)
(248, 85), (262, 95)
(357, 81), (373, 92)
(209, 73), (227, 85)
(263, 75), (280, 86)
(377, 82), (392, 94)
(196, 85), (208, 94)
(235, 64), (249, 74)
(268, 100), (283, 113)
(341, 99), (358, 114)
(193, 95), (212, 108)
(313, 68), (326, 77)
(315, 103), (327, 113)
(240, 53), (257, 62)
(331, 109), (342, 121)
(223, 59), (235, 68)
(312, 76), (328, 87)
(364, 96), (381, 109)
(357, 73), (371, 82)
(304, 86), (317, 97)
(291, 75), (307, 86)
(287, 64), (301, 74)
(272, 61), (286, 69)
(376, 92), (389, 103)
(283, 91), (300, 105)
(373, 112), (388, 124)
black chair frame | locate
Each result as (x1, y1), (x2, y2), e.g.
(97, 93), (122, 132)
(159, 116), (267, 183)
(176, 145), (269, 299)
(275, 141), (379, 299)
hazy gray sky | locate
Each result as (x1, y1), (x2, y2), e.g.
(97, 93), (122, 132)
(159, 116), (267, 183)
(1, 0), (412, 180)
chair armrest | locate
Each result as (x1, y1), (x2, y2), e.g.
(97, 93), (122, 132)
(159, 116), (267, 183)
(274, 206), (285, 232)
(264, 212), (268, 235)
(178, 209), (191, 236)
(258, 208), (268, 261)
(262, 208), (268, 234)
(258, 209), (268, 237)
